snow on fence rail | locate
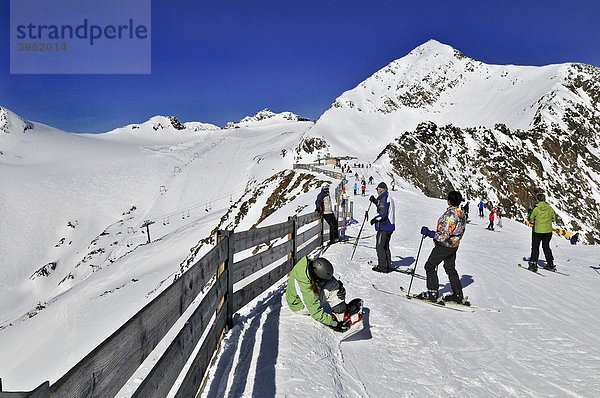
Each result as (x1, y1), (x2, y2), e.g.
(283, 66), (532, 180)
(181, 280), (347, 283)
(0, 211), (343, 398)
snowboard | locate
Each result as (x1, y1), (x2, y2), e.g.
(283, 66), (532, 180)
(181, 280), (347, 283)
(338, 298), (364, 341)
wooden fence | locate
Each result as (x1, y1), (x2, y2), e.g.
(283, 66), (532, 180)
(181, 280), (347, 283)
(0, 210), (350, 398)
(292, 163), (346, 180)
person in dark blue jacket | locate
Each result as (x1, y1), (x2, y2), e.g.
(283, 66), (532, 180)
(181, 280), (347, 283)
(369, 182), (395, 273)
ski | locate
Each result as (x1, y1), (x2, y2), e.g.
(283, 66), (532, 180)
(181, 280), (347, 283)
(391, 267), (426, 280)
(516, 263), (546, 276)
(398, 287), (500, 312)
(341, 234), (376, 243)
(521, 257), (569, 276)
(537, 267), (569, 276)
(371, 284), (473, 312)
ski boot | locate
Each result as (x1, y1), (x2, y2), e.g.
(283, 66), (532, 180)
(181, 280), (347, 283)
(544, 263), (556, 272)
(443, 293), (471, 306)
(527, 262), (538, 272)
(416, 290), (444, 305)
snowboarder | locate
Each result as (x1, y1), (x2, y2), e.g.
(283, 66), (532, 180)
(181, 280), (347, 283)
(315, 184), (339, 244)
(478, 200), (485, 218)
(369, 182), (395, 273)
(496, 208), (503, 228)
(418, 191), (468, 304)
(487, 209), (495, 230)
(286, 256), (361, 334)
(527, 193), (556, 272)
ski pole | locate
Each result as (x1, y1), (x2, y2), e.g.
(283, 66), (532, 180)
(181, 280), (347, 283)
(350, 202), (372, 261)
(406, 233), (426, 298)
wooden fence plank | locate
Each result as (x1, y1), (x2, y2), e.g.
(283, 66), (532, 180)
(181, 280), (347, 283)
(297, 211), (319, 228)
(296, 223), (321, 247)
(131, 273), (227, 398)
(297, 236), (322, 261)
(174, 308), (227, 398)
(232, 220), (292, 253)
(232, 258), (294, 313)
(49, 241), (227, 398)
(232, 240), (293, 284)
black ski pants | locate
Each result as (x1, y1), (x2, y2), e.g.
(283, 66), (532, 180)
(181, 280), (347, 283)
(376, 230), (393, 271)
(424, 243), (462, 297)
(530, 232), (553, 266)
(323, 213), (339, 243)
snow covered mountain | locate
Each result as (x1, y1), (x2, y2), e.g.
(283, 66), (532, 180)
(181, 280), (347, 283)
(225, 108), (311, 129)
(311, 40), (600, 243)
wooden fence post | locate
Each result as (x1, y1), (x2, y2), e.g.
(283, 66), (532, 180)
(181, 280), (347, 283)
(288, 216), (298, 266)
(319, 216), (324, 247)
(217, 230), (235, 330)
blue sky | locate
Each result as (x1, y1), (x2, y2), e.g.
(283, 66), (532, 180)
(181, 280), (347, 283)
(1, 0), (599, 133)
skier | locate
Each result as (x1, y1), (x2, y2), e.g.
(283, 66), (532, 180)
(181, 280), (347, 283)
(462, 201), (470, 223)
(369, 182), (395, 273)
(353, 182), (358, 195)
(418, 191), (468, 305)
(391, 179), (396, 191)
(487, 209), (495, 230)
(496, 208), (503, 228)
(315, 184), (339, 244)
(361, 183), (366, 196)
(369, 176), (374, 185)
(478, 200), (485, 218)
(286, 256), (355, 333)
(527, 193), (556, 272)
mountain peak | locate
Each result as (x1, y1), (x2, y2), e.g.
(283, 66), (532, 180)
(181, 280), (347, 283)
(225, 109), (310, 129)
(0, 106), (34, 135)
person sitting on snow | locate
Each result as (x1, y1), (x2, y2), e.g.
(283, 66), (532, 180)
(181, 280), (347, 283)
(286, 256), (358, 333)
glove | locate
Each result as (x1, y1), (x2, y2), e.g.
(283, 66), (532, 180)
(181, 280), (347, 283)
(369, 195), (377, 205)
(337, 281), (346, 300)
(421, 226), (435, 238)
(331, 318), (351, 333)
(370, 218), (377, 225)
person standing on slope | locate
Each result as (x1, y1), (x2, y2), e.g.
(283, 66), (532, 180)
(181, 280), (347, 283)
(286, 256), (353, 333)
(496, 208), (503, 228)
(369, 182), (395, 273)
(418, 191), (469, 305)
(487, 208), (495, 230)
(478, 200), (485, 218)
(462, 201), (470, 223)
(527, 193), (556, 272)
(315, 184), (339, 244)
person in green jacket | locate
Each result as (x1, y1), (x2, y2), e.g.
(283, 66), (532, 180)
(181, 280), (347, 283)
(527, 193), (556, 272)
(286, 256), (351, 332)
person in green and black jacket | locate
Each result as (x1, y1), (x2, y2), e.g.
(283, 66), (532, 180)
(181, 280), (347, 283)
(527, 193), (556, 272)
(286, 256), (351, 333)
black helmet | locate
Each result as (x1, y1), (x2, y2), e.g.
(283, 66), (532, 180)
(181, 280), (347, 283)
(309, 258), (334, 281)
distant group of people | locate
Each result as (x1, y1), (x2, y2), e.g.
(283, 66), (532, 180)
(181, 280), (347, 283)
(476, 200), (503, 230)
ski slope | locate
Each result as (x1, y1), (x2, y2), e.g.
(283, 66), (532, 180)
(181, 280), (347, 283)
(200, 180), (600, 398)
